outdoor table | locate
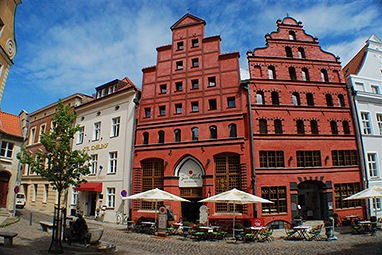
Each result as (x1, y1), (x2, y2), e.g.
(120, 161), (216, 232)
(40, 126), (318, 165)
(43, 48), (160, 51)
(141, 221), (156, 234)
(359, 221), (371, 232)
(248, 226), (266, 240)
(293, 225), (311, 240)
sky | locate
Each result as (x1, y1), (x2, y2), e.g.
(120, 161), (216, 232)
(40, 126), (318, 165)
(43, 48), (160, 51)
(2, 0), (382, 115)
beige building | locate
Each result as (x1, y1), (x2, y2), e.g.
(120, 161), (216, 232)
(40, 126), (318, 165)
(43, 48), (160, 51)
(68, 78), (139, 223)
(21, 94), (92, 213)
(0, 0), (21, 104)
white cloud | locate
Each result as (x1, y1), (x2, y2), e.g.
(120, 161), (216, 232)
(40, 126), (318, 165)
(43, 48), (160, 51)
(326, 37), (367, 66)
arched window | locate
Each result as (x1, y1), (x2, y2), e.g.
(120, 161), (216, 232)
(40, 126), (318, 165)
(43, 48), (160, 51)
(301, 68), (310, 81)
(321, 69), (329, 82)
(274, 119), (283, 134)
(271, 91), (280, 105)
(306, 93), (314, 106)
(292, 92), (301, 106)
(253, 65), (262, 77)
(141, 159), (164, 210)
(343, 121), (351, 134)
(289, 31), (296, 40)
(174, 129), (181, 142)
(289, 67), (297, 80)
(143, 132), (149, 145)
(256, 91), (265, 105)
(158, 130), (165, 144)
(326, 94), (334, 106)
(310, 120), (319, 134)
(259, 119), (268, 134)
(298, 47), (306, 58)
(268, 66), (276, 79)
(285, 46), (293, 57)
(338, 94), (346, 107)
(210, 125), (217, 139)
(330, 121), (338, 134)
(229, 124), (237, 138)
(296, 120), (305, 134)
(191, 127), (199, 141)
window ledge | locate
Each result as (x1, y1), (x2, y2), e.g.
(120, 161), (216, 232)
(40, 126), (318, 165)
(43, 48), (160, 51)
(107, 172), (116, 175)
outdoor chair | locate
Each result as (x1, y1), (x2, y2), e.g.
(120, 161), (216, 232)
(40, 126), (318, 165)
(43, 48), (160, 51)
(307, 224), (323, 241)
(284, 223), (297, 240)
(352, 220), (365, 235)
(258, 227), (273, 242)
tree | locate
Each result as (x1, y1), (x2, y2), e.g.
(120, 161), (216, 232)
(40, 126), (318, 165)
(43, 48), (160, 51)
(18, 100), (90, 253)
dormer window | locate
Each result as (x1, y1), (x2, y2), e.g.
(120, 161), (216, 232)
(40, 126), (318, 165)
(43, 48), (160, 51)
(289, 31), (296, 40)
(177, 41), (184, 50)
(192, 38), (199, 47)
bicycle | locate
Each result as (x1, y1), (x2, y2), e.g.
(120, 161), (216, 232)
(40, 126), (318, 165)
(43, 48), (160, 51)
(116, 211), (128, 225)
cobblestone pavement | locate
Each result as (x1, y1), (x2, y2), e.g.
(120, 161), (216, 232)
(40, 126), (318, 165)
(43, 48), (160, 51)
(0, 209), (381, 254)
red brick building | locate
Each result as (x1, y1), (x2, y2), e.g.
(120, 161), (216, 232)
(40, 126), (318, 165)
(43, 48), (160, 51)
(247, 17), (363, 225)
(132, 14), (253, 223)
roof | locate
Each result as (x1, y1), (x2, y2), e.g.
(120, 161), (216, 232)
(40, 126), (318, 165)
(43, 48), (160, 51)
(343, 44), (367, 76)
(170, 13), (206, 30)
(0, 111), (22, 138)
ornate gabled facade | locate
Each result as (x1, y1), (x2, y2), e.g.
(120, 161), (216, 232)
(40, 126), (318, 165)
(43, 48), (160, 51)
(247, 17), (363, 224)
(344, 34), (382, 218)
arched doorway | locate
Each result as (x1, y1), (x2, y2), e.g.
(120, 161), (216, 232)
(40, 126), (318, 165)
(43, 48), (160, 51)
(297, 181), (326, 220)
(0, 171), (11, 208)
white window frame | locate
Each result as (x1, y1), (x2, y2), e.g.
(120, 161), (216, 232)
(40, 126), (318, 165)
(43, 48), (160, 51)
(90, 154), (98, 175)
(77, 126), (84, 144)
(108, 152), (117, 174)
(361, 112), (372, 135)
(33, 184), (37, 201)
(107, 187), (115, 209)
(0, 141), (14, 158)
(93, 122), (101, 141)
(367, 153), (378, 178)
(29, 127), (36, 145)
(111, 117), (120, 137)
(354, 82), (365, 91)
(373, 198), (382, 211)
(371, 85), (380, 94)
(376, 113), (382, 135)
(43, 184), (49, 203)
(71, 188), (78, 205)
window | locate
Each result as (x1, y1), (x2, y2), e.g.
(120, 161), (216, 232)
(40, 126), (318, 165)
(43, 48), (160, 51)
(175, 81), (183, 91)
(373, 199), (382, 211)
(229, 124), (237, 138)
(268, 66), (276, 79)
(377, 114), (382, 135)
(175, 103), (182, 114)
(330, 120), (338, 135)
(289, 31), (296, 40)
(371, 85), (380, 94)
(77, 126), (84, 144)
(289, 67), (297, 80)
(107, 188), (115, 208)
(160, 84), (167, 94)
(158, 130), (165, 144)
(192, 58), (199, 67)
(338, 94), (346, 107)
(111, 117), (120, 137)
(109, 152), (117, 173)
(260, 151), (285, 168)
(174, 129), (181, 142)
(191, 79), (199, 89)
(355, 82), (365, 91)
(93, 122), (101, 141)
(256, 91), (265, 105)
(191, 102), (199, 112)
(208, 99), (217, 110)
(325, 94), (334, 107)
(141, 159), (164, 210)
(191, 127), (199, 141)
(191, 38), (199, 47)
(306, 93), (314, 106)
(143, 132), (149, 145)
(343, 121), (351, 134)
(144, 107), (151, 118)
(177, 41), (184, 50)
(321, 69), (329, 82)
(29, 127), (36, 145)
(227, 97), (236, 108)
(310, 120), (319, 134)
(335, 183), (361, 209)
(43, 184), (49, 203)
(259, 119), (268, 134)
(261, 186), (287, 214)
(71, 188), (78, 205)
(90, 154), (98, 175)
(292, 92), (301, 106)
(367, 153), (378, 177)
(296, 151), (322, 167)
(274, 119), (283, 134)
(331, 150), (359, 166)
(208, 76), (216, 87)
(296, 120), (305, 134)
(298, 47), (306, 58)
(210, 126), (217, 139)
(285, 47), (293, 57)
(301, 68), (310, 81)
(33, 184), (37, 201)
(38, 124), (46, 143)
(159, 106), (166, 116)
(0, 18), (4, 31)
(361, 112), (371, 134)
(0, 142), (14, 158)
(271, 92), (279, 105)
(50, 121), (56, 134)
(176, 61), (183, 70)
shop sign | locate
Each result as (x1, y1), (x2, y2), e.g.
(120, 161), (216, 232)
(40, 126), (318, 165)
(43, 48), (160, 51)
(83, 143), (108, 152)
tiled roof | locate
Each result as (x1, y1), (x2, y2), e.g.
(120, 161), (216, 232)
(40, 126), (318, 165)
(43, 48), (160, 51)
(0, 111), (22, 137)
(343, 44), (367, 77)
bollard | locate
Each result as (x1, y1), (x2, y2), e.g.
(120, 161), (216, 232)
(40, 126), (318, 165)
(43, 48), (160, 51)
(30, 212), (32, 225)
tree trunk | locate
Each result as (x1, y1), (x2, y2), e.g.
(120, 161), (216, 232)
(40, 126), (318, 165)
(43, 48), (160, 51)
(49, 189), (63, 254)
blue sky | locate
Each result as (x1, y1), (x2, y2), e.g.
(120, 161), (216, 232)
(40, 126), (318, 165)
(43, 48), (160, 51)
(2, 0), (382, 115)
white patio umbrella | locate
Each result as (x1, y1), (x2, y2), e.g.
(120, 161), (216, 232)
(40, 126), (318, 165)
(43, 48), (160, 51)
(343, 186), (382, 217)
(122, 188), (190, 224)
(199, 188), (273, 238)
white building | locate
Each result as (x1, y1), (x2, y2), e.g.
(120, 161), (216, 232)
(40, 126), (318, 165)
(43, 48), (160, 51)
(69, 78), (139, 223)
(344, 35), (382, 218)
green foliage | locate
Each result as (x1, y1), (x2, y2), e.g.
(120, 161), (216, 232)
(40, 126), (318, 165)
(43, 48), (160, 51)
(17, 100), (90, 193)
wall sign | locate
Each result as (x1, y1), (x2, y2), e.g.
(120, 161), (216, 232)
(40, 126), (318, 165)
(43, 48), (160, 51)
(83, 143), (108, 152)
(178, 159), (203, 187)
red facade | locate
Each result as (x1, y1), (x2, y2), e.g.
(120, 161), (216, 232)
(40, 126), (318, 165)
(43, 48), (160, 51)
(247, 17), (363, 224)
(133, 14), (252, 223)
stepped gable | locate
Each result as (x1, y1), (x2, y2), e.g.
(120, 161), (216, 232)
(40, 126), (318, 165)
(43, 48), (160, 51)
(0, 111), (22, 137)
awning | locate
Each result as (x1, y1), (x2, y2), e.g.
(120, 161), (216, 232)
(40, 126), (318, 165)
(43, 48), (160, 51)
(74, 182), (102, 192)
